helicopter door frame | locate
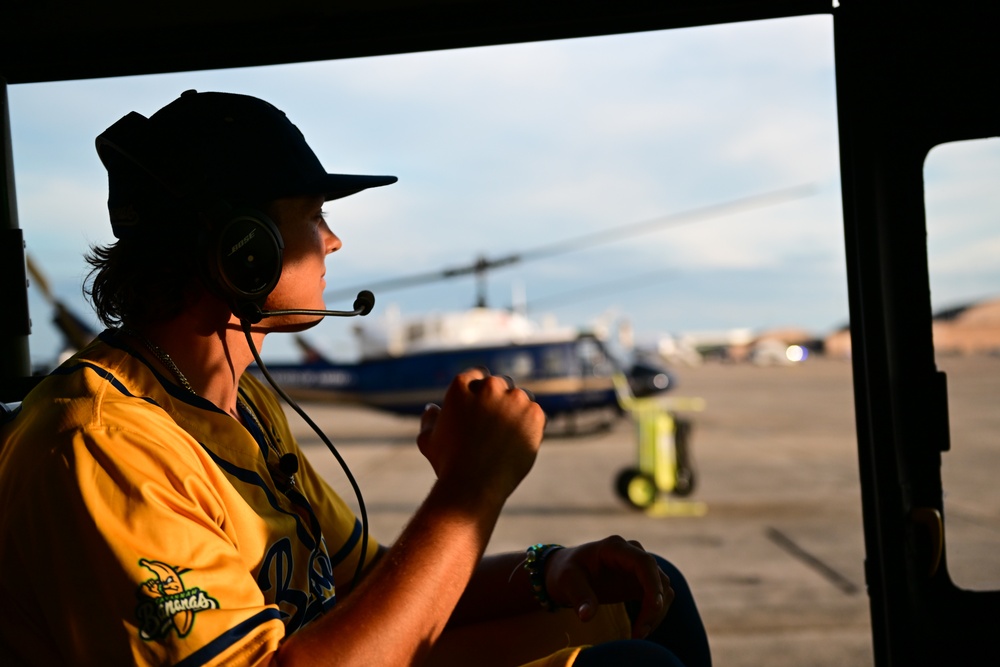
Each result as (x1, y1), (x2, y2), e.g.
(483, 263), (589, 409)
(834, 2), (1000, 665)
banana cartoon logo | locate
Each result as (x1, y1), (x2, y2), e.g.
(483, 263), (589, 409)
(135, 559), (219, 641)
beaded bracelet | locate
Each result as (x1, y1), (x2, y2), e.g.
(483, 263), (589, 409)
(524, 543), (564, 612)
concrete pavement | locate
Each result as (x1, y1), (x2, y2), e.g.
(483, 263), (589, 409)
(286, 354), (1000, 667)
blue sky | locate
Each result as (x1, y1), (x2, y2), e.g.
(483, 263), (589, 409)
(9, 15), (999, 365)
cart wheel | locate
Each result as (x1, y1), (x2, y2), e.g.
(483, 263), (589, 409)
(615, 467), (637, 502)
(615, 468), (657, 509)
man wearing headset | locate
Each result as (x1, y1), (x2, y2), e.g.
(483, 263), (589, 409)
(0, 91), (710, 666)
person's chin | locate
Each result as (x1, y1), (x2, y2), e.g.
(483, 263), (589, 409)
(264, 313), (326, 334)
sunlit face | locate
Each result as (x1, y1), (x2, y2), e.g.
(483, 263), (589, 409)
(260, 194), (341, 330)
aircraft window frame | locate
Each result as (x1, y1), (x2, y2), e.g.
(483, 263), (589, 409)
(923, 136), (1000, 592)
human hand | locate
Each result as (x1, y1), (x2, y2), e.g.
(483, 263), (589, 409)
(544, 536), (674, 639)
(416, 368), (545, 509)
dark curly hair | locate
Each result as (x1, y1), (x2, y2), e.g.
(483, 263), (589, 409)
(84, 233), (203, 330)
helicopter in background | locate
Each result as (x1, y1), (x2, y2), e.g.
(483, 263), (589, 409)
(263, 303), (670, 420)
(259, 186), (814, 419)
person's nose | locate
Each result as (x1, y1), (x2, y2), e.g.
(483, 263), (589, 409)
(324, 223), (342, 255)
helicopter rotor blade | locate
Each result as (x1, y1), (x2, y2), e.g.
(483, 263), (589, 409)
(326, 183), (817, 301)
(26, 254), (56, 304)
(327, 253), (525, 300)
(517, 183), (817, 263)
(525, 268), (678, 312)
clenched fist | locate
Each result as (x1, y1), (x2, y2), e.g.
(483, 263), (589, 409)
(416, 368), (545, 509)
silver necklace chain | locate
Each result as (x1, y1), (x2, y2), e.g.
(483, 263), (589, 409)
(123, 328), (261, 432)
(121, 328), (294, 486)
(123, 327), (197, 395)
(120, 327), (294, 486)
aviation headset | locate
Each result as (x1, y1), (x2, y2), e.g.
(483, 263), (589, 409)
(95, 90), (395, 322)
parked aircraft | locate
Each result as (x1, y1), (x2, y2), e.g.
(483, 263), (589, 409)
(264, 187), (815, 417)
(25, 255), (96, 367)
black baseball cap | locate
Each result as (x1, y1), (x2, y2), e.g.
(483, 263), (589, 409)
(97, 90), (397, 238)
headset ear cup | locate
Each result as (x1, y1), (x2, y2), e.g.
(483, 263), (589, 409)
(202, 208), (284, 320)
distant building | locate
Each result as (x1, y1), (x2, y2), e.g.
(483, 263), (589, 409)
(742, 328), (824, 365)
(824, 325), (852, 359)
(932, 298), (1000, 355)
(821, 297), (1000, 358)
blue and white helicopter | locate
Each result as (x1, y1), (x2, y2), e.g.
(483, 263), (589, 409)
(259, 186), (814, 419)
(264, 302), (670, 419)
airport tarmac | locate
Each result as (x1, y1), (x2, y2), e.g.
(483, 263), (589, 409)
(285, 354), (1000, 667)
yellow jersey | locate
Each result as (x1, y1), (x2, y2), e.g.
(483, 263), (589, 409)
(0, 332), (378, 665)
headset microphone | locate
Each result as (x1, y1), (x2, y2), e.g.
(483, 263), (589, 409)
(241, 290), (375, 323)
(240, 288), (376, 593)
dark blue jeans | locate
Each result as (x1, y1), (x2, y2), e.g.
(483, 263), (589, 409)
(573, 556), (712, 667)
